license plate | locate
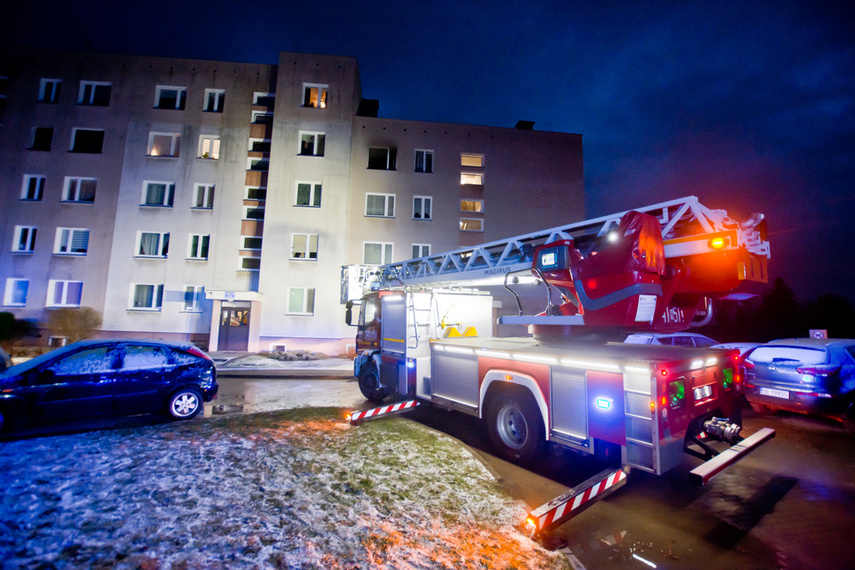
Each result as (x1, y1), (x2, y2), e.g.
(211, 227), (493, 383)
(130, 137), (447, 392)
(759, 387), (789, 399)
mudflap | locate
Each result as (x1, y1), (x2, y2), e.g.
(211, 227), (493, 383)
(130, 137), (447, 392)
(688, 427), (776, 485)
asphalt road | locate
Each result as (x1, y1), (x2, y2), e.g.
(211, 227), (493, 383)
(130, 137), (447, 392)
(213, 376), (855, 569)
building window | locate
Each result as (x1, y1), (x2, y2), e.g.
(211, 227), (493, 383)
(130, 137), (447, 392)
(155, 86), (187, 110)
(291, 234), (318, 260)
(48, 280), (83, 308)
(460, 199), (483, 213)
(4, 278), (29, 306)
(246, 187), (267, 200)
(243, 237), (262, 250)
(137, 232), (170, 257)
(194, 184), (215, 209)
(249, 139), (271, 152)
(299, 132), (325, 156)
(70, 129), (104, 153)
(38, 79), (61, 103)
(148, 132), (181, 157)
(461, 153), (484, 168)
(460, 172), (484, 185)
(460, 218), (484, 232)
(244, 206), (265, 220)
(184, 285), (205, 311)
(363, 242), (393, 265)
(203, 89), (225, 112)
(251, 111), (274, 124)
(413, 196), (432, 220)
(21, 175), (45, 200)
(131, 284), (164, 310)
(142, 182), (175, 207)
(412, 244), (430, 258)
(296, 182), (322, 207)
(12, 226), (37, 253)
(78, 81), (112, 106)
(252, 92), (275, 106)
(63, 177), (97, 203)
(368, 147), (397, 170)
(366, 193), (395, 217)
(198, 136), (220, 159)
(29, 127), (53, 151)
(415, 150), (433, 173)
(54, 228), (90, 255)
(287, 287), (315, 315)
(303, 84), (328, 108)
(187, 234), (210, 260)
(240, 257), (260, 271)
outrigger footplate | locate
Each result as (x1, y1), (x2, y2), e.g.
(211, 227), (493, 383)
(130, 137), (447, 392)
(688, 427), (776, 485)
(347, 399), (420, 425)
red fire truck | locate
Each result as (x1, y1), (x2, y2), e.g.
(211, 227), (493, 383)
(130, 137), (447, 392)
(342, 196), (775, 533)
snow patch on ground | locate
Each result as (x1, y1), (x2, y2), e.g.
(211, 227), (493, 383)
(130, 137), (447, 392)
(0, 410), (569, 569)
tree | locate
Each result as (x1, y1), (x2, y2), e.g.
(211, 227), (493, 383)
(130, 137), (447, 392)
(755, 277), (805, 341)
(47, 307), (103, 343)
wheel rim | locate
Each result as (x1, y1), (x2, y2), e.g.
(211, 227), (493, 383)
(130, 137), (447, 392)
(496, 405), (528, 450)
(172, 393), (199, 417)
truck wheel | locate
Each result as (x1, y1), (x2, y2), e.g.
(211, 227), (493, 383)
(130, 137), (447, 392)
(358, 362), (389, 403)
(486, 391), (545, 463)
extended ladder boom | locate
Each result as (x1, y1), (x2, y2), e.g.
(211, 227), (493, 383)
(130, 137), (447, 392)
(342, 196), (769, 301)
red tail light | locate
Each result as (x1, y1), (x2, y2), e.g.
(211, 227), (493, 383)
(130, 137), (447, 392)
(186, 346), (213, 361)
(796, 364), (840, 376)
(743, 359), (755, 370)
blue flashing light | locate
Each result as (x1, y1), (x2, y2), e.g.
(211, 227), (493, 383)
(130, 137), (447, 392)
(407, 359), (416, 369)
(596, 397), (612, 410)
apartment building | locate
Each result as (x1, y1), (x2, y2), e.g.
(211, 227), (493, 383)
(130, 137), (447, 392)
(0, 49), (584, 353)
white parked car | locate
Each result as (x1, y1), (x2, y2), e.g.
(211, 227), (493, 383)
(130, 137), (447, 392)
(624, 332), (719, 348)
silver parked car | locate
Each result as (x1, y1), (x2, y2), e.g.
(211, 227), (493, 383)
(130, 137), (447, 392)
(624, 332), (719, 347)
(743, 338), (855, 434)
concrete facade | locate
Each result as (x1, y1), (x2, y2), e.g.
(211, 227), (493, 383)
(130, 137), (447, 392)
(0, 49), (585, 354)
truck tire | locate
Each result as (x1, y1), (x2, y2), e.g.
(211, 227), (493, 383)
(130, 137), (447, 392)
(486, 391), (545, 463)
(358, 362), (389, 403)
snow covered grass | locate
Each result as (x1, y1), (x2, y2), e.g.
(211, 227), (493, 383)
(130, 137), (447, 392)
(0, 409), (570, 569)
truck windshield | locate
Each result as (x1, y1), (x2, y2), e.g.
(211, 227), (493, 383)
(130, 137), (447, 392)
(359, 297), (377, 326)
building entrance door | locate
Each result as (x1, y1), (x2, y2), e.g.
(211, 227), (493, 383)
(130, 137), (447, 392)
(219, 307), (250, 351)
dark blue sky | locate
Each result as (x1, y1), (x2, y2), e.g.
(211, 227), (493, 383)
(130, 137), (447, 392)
(3, 1), (854, 304)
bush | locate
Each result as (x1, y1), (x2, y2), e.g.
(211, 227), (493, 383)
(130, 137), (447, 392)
(46, 307), (103, 343)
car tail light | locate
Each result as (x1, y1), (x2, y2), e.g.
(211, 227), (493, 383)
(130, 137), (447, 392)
(186, 346), (213, 361)
(743, 359), (756, 370)
(796, 364), (840, 376)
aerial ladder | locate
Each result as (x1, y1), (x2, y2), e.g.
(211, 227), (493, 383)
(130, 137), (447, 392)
(342, 195), (770, 335)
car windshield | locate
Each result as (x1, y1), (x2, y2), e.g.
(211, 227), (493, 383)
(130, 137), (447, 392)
(748, 346), (827, 365)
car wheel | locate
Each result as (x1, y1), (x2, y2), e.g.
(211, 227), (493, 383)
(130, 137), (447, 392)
(357, 362), (389, 403)
(749, 401), (775, 415)
(168, 388), (203, 420)
(486, 391), (545, 463)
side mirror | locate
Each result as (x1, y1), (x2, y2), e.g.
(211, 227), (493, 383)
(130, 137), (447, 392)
(38, 369), (57, 385)
(345, 300), (354, 326)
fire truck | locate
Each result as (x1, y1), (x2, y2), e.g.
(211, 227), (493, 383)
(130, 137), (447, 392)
(341, 196), (775, 533)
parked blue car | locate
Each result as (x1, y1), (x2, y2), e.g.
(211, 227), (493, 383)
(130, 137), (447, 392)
(0, 339), (217, 433)
(744, 338), (855, 434)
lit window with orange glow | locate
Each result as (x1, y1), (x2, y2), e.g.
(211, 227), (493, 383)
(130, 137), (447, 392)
(303, 83), (328, 109)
